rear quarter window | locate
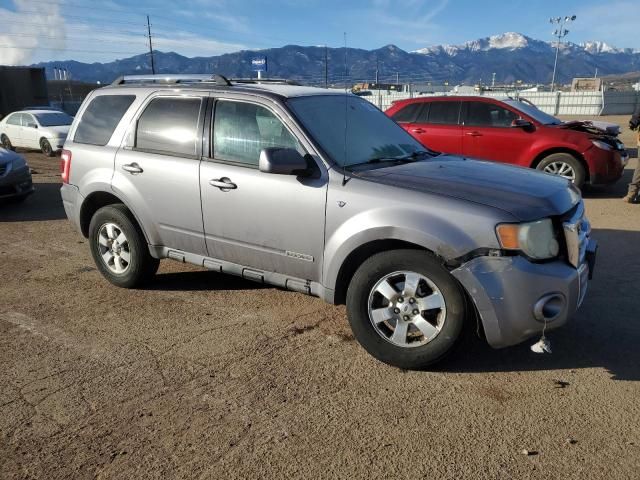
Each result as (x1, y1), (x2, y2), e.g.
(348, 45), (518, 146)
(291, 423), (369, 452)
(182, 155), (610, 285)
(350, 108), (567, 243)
(74, 95), (135, 146)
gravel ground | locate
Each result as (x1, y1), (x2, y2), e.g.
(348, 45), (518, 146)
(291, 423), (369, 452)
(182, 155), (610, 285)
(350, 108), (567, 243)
(1, 116), (639, 479)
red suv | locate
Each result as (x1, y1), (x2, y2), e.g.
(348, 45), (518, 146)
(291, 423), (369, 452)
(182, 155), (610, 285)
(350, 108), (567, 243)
(386, 96), (628, 187)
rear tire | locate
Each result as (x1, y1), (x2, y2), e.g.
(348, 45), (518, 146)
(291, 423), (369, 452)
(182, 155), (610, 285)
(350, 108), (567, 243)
(346, 249), (466, 369)
(536, 153), (586, 188)
(1, 134), (14, 151)
(89, 204), (159, 288)
(40, 138), (55, 157)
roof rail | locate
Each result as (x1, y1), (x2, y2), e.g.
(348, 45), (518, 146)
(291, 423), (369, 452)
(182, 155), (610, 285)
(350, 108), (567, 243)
(110, 74), (231, 86)
(230, 78), (301, 86)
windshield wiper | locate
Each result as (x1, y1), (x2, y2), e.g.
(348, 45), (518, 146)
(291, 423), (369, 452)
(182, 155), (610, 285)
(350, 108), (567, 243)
(345, 150), (433, 170)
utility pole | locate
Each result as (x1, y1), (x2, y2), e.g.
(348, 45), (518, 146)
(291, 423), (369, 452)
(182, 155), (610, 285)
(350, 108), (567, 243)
(324, 45), (328, 88)
(492, 72), (496, 88)
(396, 72), (399, 85)
(375, 55), (379, 85)
(147, 15), (156, 74)
(549, 15), (576, 92)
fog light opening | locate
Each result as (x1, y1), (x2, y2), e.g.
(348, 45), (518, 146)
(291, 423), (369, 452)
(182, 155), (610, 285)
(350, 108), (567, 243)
(533, 294), (565, 322)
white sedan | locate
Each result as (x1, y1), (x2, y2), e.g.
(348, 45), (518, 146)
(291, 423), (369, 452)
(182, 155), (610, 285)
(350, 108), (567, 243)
(0, 109), (73, 156)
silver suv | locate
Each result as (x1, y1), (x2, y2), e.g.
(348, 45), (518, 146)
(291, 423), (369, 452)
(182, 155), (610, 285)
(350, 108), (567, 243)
(60, 74), (597, 369)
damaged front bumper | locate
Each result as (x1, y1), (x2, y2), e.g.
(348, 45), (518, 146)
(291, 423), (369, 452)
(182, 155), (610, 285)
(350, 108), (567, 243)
(452, 241), (596, 348)
(0, 164), (34, 200)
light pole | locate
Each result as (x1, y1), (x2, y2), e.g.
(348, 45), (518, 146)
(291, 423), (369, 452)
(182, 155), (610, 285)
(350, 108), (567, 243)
(549, 15), (576, 92)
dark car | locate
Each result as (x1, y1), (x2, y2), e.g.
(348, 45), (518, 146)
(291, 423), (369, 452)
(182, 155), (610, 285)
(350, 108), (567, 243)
(386, 96), (628, 188)
(0, 148), (34, 202)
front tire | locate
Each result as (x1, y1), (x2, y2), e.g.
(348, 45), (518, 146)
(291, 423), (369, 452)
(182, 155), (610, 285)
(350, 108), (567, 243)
(89, 204), (159, 288)
(536, 153), (586, 188)
(40, 138), (54, 157)
(346, 249), (466, 369)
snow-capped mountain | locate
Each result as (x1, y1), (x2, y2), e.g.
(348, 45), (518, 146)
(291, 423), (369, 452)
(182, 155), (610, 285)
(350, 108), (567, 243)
(32, 32), (640, 85)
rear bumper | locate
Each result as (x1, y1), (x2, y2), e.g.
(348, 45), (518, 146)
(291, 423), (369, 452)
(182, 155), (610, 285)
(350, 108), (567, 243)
(452, 249), (595, 349)
(60, 183), (81, 232)
(585, 146), (626, 185)
(0, 165), (34, 199)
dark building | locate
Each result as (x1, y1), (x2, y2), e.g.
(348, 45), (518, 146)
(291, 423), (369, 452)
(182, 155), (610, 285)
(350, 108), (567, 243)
(0, 66), (49, 119)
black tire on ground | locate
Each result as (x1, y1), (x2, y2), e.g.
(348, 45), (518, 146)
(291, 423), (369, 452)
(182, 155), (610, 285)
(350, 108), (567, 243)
(1, 134), (14, 151)
(40, 138), (55, 157)
(536, 153), (586, 188)
(346, 249), (467, 369)
(88, 204), (159, 288)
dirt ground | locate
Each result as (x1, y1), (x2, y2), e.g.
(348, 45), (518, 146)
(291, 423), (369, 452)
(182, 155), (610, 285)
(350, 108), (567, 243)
(1, 115), (639, 479)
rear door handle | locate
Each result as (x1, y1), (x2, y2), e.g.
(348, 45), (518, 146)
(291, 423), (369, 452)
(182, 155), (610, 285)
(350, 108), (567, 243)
(122, 162), (143, 174)
(209, 177), (237, 190)
(411, 128), (426, 134)
(465, 131), (482, 137)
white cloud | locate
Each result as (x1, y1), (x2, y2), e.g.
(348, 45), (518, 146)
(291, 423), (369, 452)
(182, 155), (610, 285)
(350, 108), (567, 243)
(0, 0), (67, 65)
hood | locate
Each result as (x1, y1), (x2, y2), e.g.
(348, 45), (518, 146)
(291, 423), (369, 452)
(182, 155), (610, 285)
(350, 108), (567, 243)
(0, 147), (22, 166)
(355, 155), (580, 221)
(560, 120), (620, 137)
(42, 125), (70, 138)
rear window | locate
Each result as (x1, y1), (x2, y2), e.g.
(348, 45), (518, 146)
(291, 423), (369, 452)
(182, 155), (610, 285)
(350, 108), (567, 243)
(391, 103), (422, 123)
(135, 97), (202, 157)
(427, 101), (460, 125)
(74, 95), (135, 146)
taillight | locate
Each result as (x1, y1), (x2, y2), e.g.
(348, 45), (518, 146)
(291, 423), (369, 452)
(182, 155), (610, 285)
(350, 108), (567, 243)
(60, 149), (71, 184)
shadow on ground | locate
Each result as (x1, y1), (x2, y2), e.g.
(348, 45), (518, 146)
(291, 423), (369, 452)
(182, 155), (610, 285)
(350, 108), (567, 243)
(0, 182), (66, 222)
(145, 270), (267, 292)
(442, 228), (640, 381)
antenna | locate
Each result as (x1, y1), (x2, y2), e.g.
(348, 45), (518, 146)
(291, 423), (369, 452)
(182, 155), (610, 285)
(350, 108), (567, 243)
(342, 32), (349, 186)
(147, 15), (156, 74)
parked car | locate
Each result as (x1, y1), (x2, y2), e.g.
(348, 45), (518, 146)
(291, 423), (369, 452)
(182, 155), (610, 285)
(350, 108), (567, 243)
(0, 147), (34, 202)
(385, 96), (628, 188)
(0, 109), (73, 156)
(60, 74), (596, 369)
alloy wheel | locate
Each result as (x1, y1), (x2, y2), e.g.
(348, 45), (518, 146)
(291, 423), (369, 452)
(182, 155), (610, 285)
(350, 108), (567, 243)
(367, 270), (447, 348)
(543, 161), (576, 181)
(97, 222), (131, 274)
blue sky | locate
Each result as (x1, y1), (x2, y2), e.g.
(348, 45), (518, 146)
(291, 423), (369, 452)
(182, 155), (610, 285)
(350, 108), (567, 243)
(0, 0), (637, 64)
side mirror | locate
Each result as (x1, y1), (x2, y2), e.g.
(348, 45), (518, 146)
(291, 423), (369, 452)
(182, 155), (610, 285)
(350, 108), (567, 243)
(27, 123), (38, 129)
(259, 147), (309, 175)
(511, 119), (533, 129)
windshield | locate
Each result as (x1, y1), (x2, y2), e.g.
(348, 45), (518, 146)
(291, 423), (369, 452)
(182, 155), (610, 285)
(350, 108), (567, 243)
(287, 95), (425, 168)
(503, 100), (562, 125)
(34, 112), (73, 127)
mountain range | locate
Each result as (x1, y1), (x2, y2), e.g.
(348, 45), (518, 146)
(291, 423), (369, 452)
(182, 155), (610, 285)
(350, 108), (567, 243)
(33, 32), (640, 86)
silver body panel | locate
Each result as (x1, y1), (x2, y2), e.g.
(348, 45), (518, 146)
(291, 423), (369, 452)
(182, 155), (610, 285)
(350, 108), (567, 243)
(61, 81), (595, 350)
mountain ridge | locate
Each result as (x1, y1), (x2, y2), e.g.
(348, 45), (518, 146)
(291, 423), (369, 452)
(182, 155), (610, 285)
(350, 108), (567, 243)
(32, 32), (640, 86)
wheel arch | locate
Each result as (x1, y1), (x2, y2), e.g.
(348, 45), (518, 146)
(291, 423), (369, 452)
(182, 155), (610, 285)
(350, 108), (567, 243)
(79, 190), (150, 244)
(530, 147), (588, 176)
(332, 239), (442, 305)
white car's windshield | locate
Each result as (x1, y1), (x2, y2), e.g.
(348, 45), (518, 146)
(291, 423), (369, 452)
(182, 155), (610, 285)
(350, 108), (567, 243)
(504, 100), (562, 125)
(34, 112), (73, 127)
(287, 95), (426, 168)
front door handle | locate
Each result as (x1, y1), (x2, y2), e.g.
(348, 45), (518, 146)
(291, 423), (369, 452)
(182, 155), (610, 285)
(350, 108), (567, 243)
(209, 177), (237, 190)
(122, 162), (144, 174)
(465, 131), (482, 137)
(411, 128), (426, 134)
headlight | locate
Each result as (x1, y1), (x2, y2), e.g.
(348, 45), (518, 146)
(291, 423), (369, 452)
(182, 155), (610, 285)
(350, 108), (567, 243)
(591, 140), (611, 151)
(495, 218), (560, 260)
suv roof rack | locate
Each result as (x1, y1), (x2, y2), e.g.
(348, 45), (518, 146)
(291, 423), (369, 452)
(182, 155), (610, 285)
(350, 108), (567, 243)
(110, 74), (232, 86)
(231, 78), (301, 86)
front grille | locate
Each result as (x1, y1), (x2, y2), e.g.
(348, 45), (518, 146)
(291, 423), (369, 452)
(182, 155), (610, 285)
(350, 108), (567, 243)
(562, 201), (590, 268)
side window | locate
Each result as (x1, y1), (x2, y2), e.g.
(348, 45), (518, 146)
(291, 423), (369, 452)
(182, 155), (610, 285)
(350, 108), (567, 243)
(415, 102), (430, 123)
(213, 100), (301, 167)
(391, 103), (422, 123)
(427, 102), (460, 125)
(22, 114), (35, 127)
(135, 97), (202, 156)
(7, 113), (22, 125)
(74, 95), (135, 146)
(466, 102), (518, 127)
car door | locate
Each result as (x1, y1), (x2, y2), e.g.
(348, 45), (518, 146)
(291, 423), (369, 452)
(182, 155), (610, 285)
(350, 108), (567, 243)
(112, 93), (208, 256)
(3, 113), (23, 146)
(21, 113), (40, 149)
(461, 100), (532, 165)
(199, 97), (327, 282)
(410, 100), (462, 154)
